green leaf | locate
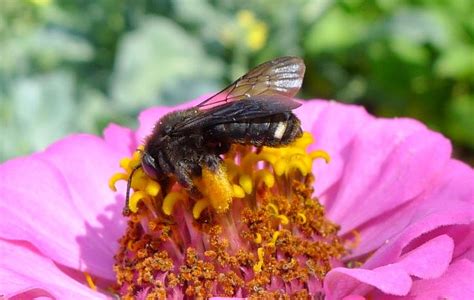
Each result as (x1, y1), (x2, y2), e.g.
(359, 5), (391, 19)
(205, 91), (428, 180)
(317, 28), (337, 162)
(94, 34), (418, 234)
(0, 71), (76, 160)
(446, 95), (474, 148)
(110, 16), (224, 108)
(305, 7), (365, 54)
(435, 45), (474, 79)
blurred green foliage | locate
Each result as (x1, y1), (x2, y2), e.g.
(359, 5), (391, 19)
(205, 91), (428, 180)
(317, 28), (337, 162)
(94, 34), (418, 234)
(1, 0), (473, 164)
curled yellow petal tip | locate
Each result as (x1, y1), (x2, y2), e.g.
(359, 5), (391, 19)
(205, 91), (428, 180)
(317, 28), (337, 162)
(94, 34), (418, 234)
(162, 192), (185, 216)
(232, 184), (245, 198)
(108, 173), (128, 192)
(255, 170), (275, 188)
(129, 191), (146, 213)
(274, 160), (287, 176)
(311, 150), (331, 163)
(278, 215), (289, 225)
(297, 212), (307, 224)
(266, 203), (279, 215)
(119, 157), (131, 170)
(145, 181), (161, 197)
(254, 233), (262, 244)
(253, 247), (265, 273)
(269, 231), (280, 246)
(239, 174), (253, 194)
(193, 199), (210, 219)
(287, 160), (310, 176)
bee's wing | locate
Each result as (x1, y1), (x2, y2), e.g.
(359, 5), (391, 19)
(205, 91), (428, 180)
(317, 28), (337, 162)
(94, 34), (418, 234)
(172, 96), (301, 134)
(196, 56), (305, 110)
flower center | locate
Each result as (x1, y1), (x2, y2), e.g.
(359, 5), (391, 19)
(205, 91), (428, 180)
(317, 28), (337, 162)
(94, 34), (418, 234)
(109, 132), (345, 298)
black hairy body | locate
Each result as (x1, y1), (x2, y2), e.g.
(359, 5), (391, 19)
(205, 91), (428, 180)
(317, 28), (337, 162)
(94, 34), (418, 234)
(124, 56), (306, 213)
(144, 100), (302, 195)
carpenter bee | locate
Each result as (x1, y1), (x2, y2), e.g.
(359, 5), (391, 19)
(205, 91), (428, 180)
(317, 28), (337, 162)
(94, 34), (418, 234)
(125, 56), (306, 215)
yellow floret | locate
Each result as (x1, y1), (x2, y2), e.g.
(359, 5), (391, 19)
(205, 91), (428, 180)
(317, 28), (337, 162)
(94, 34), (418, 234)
(192, 199), (210, 219)
(239, 174), (253, 194)
(108, 173), (128, 192)
(109, 132), (331, 218)
(162, 192), (186, 216)
(129, 191), (146, 213)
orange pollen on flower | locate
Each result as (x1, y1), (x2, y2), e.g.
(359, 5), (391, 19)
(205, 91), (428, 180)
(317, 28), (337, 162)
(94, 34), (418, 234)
(84, 272), (96, 291)
(110, 132), (346, 298)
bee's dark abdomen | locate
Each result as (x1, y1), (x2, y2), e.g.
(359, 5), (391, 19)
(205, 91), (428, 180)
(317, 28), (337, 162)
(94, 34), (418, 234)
(206, 113), (302, 147)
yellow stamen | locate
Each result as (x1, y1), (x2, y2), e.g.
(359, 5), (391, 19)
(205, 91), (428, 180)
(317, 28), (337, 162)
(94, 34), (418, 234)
(273, 159), (287, 176)
(254, 233), (262, 244)
(277, 215), (289, 225)
(293, 132), (313, 148)
(310, 150), (331, 163)
(108, 173), (128, 191)
(145, 181), (161, 197)
(119, 157), (131, 170)
(253, 247), (265, 273)
(232, 184), (245, 198)
(290, 154), (313, 175)
(255, 170), (275, 188)
(266, 203), (279, 215)
(162, 192), (186, 216)
(130, 170), (148, 191)
(193, 199), (210, 219)
(84, 272), (96, 290)
(297, 213), (307, 224)
(129, 191), (146, 213)
(268, 231), (280, 246)
(131, 149), (142, 162)
(239, 174), (253, 194)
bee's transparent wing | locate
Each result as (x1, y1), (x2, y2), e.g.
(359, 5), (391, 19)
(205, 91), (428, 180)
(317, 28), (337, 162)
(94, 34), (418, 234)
(172, 96), (301, 133)
(197, 56), (305, 110)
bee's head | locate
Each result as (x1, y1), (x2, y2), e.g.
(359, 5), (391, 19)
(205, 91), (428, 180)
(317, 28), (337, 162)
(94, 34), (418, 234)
(141, 151), (159, 180)
(123, 151), (160, 215)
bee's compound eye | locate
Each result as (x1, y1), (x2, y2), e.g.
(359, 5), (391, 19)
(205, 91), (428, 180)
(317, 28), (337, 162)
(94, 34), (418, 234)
(141, 153), (159, 179)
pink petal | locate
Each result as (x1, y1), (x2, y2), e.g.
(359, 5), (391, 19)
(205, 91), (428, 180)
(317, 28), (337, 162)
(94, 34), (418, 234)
(350, 159), (474, 268)
(375, 259), (474, 299)
(324, 235), (456, 298)
(396, 234), (454, 279)
(342, 296), (366, 300)
(103, 123), (137, 156)
(324, 263), (412, 299)
(0, 239), (108, 299)
(0, 134), (125, 280)
(326, 117), (452, 233)
(297, 100), (373, 206)
(407, 259), (474, 299)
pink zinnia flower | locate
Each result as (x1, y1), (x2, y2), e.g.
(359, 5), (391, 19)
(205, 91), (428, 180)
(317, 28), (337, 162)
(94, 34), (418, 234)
(1, 97), (473, 299)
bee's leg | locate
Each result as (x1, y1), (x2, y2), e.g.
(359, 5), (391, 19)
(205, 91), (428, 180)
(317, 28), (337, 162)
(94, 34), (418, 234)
(158, 177), (171, 195)
(203, 154), (222, 172)
(174, 161), (202, 199)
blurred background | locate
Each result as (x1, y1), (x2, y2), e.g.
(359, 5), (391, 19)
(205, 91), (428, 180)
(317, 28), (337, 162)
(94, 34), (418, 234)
(1, 0), (473, 164)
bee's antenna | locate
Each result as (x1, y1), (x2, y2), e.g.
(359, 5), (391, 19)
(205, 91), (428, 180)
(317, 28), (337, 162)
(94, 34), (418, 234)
(123, 164), (141, 216)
